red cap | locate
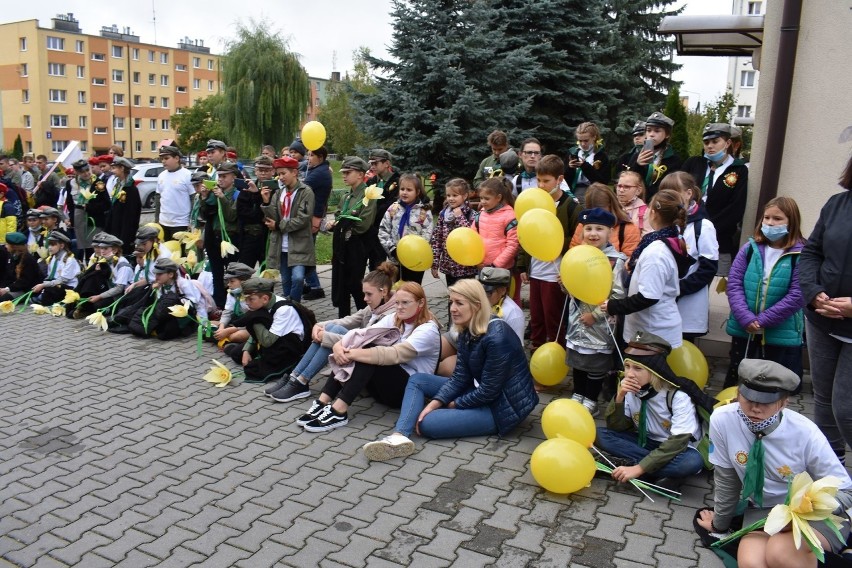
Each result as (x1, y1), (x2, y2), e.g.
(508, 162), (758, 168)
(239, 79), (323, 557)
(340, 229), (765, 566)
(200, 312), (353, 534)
(99, 154), (114, 164)
(226, 151), (238, 159)
(197, 150), (207, 157)
(88, 157), (99, 166)
(65, 167), (75, 176)
(274, 156), (299, 170)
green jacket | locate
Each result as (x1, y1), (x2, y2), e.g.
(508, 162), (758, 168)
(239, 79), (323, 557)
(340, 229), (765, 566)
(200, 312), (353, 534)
(261, 181), (316, 269)
(199, 186), (238, 236)
(336, 183), (376, 236)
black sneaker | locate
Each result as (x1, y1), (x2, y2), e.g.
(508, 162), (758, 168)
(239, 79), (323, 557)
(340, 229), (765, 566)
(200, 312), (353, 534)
(269, 378), (311, 403)
(303, 405), (348, 432)
(265, 375), (293, 395)
(108, 324), (131, 335)
(296, 399), (327, 426)
(303, 288), (326, 301)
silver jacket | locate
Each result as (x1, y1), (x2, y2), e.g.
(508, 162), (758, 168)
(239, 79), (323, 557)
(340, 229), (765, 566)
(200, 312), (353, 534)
(565, 245), (627, 351)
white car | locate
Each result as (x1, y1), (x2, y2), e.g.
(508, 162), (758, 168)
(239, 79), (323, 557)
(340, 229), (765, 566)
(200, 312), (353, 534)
(130, 162), (165, 209)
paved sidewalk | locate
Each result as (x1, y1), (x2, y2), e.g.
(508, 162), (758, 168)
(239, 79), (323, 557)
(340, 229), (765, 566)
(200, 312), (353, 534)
(0, 267), (824, 567)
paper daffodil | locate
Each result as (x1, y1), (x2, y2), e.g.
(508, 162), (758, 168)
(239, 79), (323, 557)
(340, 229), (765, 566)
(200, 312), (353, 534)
(203, 360), (232, 388)
(168, 300), (191, 319)
(220, 240), (239, 257)
(28, 243), (38, 254)
(37, 247), (49, 260)
(0, 301), (14, 314)
(31, 304), (51, 315)
(363, 185), (383, 207)
(259, 269), (280, 280)
(51, 304), (66, 317)
(764, 472), (846, 561)
(85, 311), (109, 332)
(173, 229), (202, 247)
(62, 290), (81, 304)
(79, 188), (96, 201)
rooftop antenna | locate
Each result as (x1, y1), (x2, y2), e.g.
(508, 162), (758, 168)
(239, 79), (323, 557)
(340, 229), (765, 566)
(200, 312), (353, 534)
(332, 50), (338, 73)
(151, 0), (157, 44)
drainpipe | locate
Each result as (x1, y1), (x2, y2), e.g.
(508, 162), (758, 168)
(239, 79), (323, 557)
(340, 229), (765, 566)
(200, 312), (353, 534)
(754, 0), (803, 224)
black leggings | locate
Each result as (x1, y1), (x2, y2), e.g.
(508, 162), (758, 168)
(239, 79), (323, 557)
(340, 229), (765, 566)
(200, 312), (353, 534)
(321, 362), (410, 408)
(573, 368), (607, 401)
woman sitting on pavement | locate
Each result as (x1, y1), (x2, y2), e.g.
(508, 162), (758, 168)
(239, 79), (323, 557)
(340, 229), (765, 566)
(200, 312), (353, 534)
(295, 281), (440, 433)
(362, 279), (538, 461)
(265, 262), (398, 402)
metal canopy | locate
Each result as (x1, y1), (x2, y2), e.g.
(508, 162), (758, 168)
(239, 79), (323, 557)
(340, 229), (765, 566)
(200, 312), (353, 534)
(658, 15), (765, 57)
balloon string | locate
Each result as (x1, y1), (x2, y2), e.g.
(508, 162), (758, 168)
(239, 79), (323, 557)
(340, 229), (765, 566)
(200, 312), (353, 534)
(603, 313), (624, 366)
(557, 294), (570, 340)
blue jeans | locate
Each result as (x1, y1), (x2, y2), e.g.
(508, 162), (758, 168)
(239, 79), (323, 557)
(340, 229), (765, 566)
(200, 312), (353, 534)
(395, 373), (498, 439)
(595, 427), (704, 479)
(279, 251), (306, 301)
(292, 324), (347, 380)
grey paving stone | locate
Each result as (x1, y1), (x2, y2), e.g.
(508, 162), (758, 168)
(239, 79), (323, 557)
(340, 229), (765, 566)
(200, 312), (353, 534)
(279, 535), (343, 568)
(571, 535), (624, 568)
(233, 541), (299, 568)
(113, 549), (162, 567)
(47, 532), (112, 565)
(91, 528), (156, 563)
(3, 533), (70, 567)
(415, 526), (473, 561)
(137, 526), (198, 560)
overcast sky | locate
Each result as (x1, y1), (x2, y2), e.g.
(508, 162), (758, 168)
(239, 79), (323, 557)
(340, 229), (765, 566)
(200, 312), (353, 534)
(18, 0), (732, 107)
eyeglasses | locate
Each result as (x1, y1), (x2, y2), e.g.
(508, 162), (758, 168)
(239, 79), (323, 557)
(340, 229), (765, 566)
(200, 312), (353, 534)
(397, 299), (417, 307)
(522, 151), (541, 156)
(615, 184), (639, 190)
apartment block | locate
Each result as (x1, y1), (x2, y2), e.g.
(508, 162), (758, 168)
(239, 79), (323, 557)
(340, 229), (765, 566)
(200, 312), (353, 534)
(726, 0), (765, 126)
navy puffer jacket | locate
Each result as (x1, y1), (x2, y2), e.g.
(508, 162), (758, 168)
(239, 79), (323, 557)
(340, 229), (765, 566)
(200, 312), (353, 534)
(433, 317), (538, 436)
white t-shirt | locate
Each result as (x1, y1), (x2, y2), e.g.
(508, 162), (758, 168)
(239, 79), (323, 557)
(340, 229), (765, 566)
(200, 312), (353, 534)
(499, 296), (525, 343)
(373, 313), (441, 376)
(112, 258), (134, 287)
(709, 404), (852, 506)
(623, 388), (702, 445)
(762, 246), (784, 299)
(278, 188), (299, 252)
(623, 240), (682, 348)
(156, 167), (195, 227)
(678, 218), (719, 334)
(701, 155), (735, 196)
(269, 295), (304, 339)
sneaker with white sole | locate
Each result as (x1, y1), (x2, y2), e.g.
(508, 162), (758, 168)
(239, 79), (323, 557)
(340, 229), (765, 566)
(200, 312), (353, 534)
(571, 393), (584, 403)
(363, 434), (416, 461)
(303, 405), (348, 432)
(581, 397), (599, 417)
(296, 399), (326, 426)
(269, 378), (311, 403)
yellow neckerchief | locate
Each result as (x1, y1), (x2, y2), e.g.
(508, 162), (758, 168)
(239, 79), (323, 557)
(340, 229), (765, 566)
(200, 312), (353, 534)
(491, 295), (505, 318)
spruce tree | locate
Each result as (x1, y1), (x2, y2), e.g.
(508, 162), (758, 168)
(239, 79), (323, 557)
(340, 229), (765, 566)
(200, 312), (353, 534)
(11, 135), (23, 160)
(664, 86), (689, 160)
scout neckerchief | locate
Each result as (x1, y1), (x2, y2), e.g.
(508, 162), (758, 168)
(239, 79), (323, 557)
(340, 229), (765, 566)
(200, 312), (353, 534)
(573, 149), (591, 187)
(491, 296), (505, 318)
(736, 408), (781, 510)
(339, 184), (366, 217)
(229, 289), (244, 317)
(47, 251), (64, 280)
(75, 175), (95, 205)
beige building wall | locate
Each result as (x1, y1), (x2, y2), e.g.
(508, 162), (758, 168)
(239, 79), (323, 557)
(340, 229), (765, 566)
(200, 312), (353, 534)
(745, 0), (852, 238)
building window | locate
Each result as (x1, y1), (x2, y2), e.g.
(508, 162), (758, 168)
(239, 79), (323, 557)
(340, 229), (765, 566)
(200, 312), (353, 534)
(79, 116), (87, 128)
(19, 37), (27, 51)
(48, 89), (67, 102)
(176, 86), (186, 93)
(51, 140), (69, 153)
(134, 118), (141, 130)
(160, 75), (169, 86)
(132, 48), (139, 60)
(93, 102), (107, 110)
(175, 64), (186, 72)
(48, 63), (66, 76)
(75, 40), (84, 53)
(207, 59), (214, 70)
(80, 141), (88, 152)
(78, 91), (86, 104)
(22, 89), (29, 103)
(161, 97), (169, 108)
(149, 96), (156, 108)
(20, 63), (28, 77)
(112, 70), (124, 82)
(114, 117), (125, 129)
(747, 1), (763, 14)
(77, 66), (85, 79)
(208, 80), (214, 91)
(150, 141), (158, 151)
(133, 71), (140, 83)
(192, 57), (200, 68)
(160, 52), (168, 64)
(148, 73), (156, 85)
(161, 119), (170, 130)
(26, 141), (32, 153)
(175, 107), (184, 115)
(737, 105), (753, 118)
(150, 119), (156, 130)
(133, 95), (141, 106)
(112, 45), (123, 58)
(193, 78), (200, 90)
(91, 53), (105, 61)
(113, 93), (125, 105)
(92, 78), (106, 86)
(148, 50), (155, 62)
(50, 115), (68, 127)
(94, 127), (108, 135)
(47, 36), (64, 50)
(135, 140), (142, 152)
(741, 70), (756, 88)
(24, 115), (31, 128)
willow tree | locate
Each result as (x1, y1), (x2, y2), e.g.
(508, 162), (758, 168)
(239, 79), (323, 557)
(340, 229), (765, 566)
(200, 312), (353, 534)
(221, 23), (309, 152)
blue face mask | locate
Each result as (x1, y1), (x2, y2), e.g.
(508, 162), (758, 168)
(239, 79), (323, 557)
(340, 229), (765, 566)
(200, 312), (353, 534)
(703, 150), (727, 163)
(761, 224), (788, 242)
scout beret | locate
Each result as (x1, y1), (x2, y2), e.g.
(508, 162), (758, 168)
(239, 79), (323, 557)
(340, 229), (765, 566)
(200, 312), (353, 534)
(631, 121), (647, 136)
(5, 232), (26, 245)
(339, 156), (369, 173)
(369, 149), (393, 162)
(72, 159), (90, 171)
(645, 112), (674, 129)
(190, 171), (210, 184)
(579, 207), (617, 228)
(478, 267), (511, 291)
(91, 232), (123, 248)
(224, 262), (254, 280)
(39, 207), (65, 220)
(242, 278), (275, 294)
(702, 123), (732, 141)
(737, 359), (800, 403)
(26, 208), (42, 219)
(112, 156), (135, 169)
(159, 145), (181, 157)
(624, 330), (672, 357)
(47, 230), (71, 245)
(135, 225), (160, 243)
(152, 257), (180, 274)
(274, 156), (300, 170)
(216, 162), (239, 175)
(206, 140), (227, 151)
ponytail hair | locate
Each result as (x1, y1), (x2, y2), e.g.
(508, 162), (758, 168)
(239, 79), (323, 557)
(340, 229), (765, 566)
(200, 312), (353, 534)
(649, 189), (687, 234)
(478, 177), (515, 207)
(363, 261), (398, 300)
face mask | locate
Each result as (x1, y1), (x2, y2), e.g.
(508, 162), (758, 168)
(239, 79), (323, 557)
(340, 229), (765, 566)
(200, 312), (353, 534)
(229, 287), (242, 296)
(703, 150), (727, 163)
(737, 407), (781, 433)
(761, 224), (788, 242)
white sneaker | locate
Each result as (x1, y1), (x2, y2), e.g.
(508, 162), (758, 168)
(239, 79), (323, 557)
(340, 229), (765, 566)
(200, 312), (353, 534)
(362, 433), (416, 462)
(581, 398), (599, 417)
(571, 393), (584, 403)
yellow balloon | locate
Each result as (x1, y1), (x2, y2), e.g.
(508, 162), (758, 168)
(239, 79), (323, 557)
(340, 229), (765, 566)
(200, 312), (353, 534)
(714, 386), (739, 409)
(301, 121), (327, 151)
(518, 210), (564, 262)
(514, 187), (556, 220)
(396, 235), (433, 272)
(541, 398), (597, 447)
(530, 342), (569, 386)
(161, 240), (182, 254)
(559, 245), (612, 305)
(667, 342), (710, 390)
(530, 438), (596, 494)
(446, 227), (485, 266)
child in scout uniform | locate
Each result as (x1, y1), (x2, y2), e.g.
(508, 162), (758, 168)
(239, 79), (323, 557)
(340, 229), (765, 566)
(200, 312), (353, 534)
(365, 149), (401, 270)
(122, 225), (172, 303)
(596, 331), (708, 482)
(697, 359), (852, 567)
(31, 231), (80, 306)
(566, 122), (611, 205)
(198, 161), (240, 308)
(67, 232), (133, 318)
(378, 173), (434, 284)
(24, 209), (43, 252)
(59, 159), (111, 260)
(329, 157), (378, 318)
(38, 208), (69, 245)
(628, 112), (682, 202)
(213, 262), (253, 346)
(103, 156), (141, 256)
(616, 121), (647, 173)
(0, 232), (42, 301)
(222, 278), (306, 383)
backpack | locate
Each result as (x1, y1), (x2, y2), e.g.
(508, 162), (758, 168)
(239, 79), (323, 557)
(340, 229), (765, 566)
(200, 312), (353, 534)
(660, 376), (718, 470)
(474, 213), (517, 235)
(276, 298), (316, 351)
